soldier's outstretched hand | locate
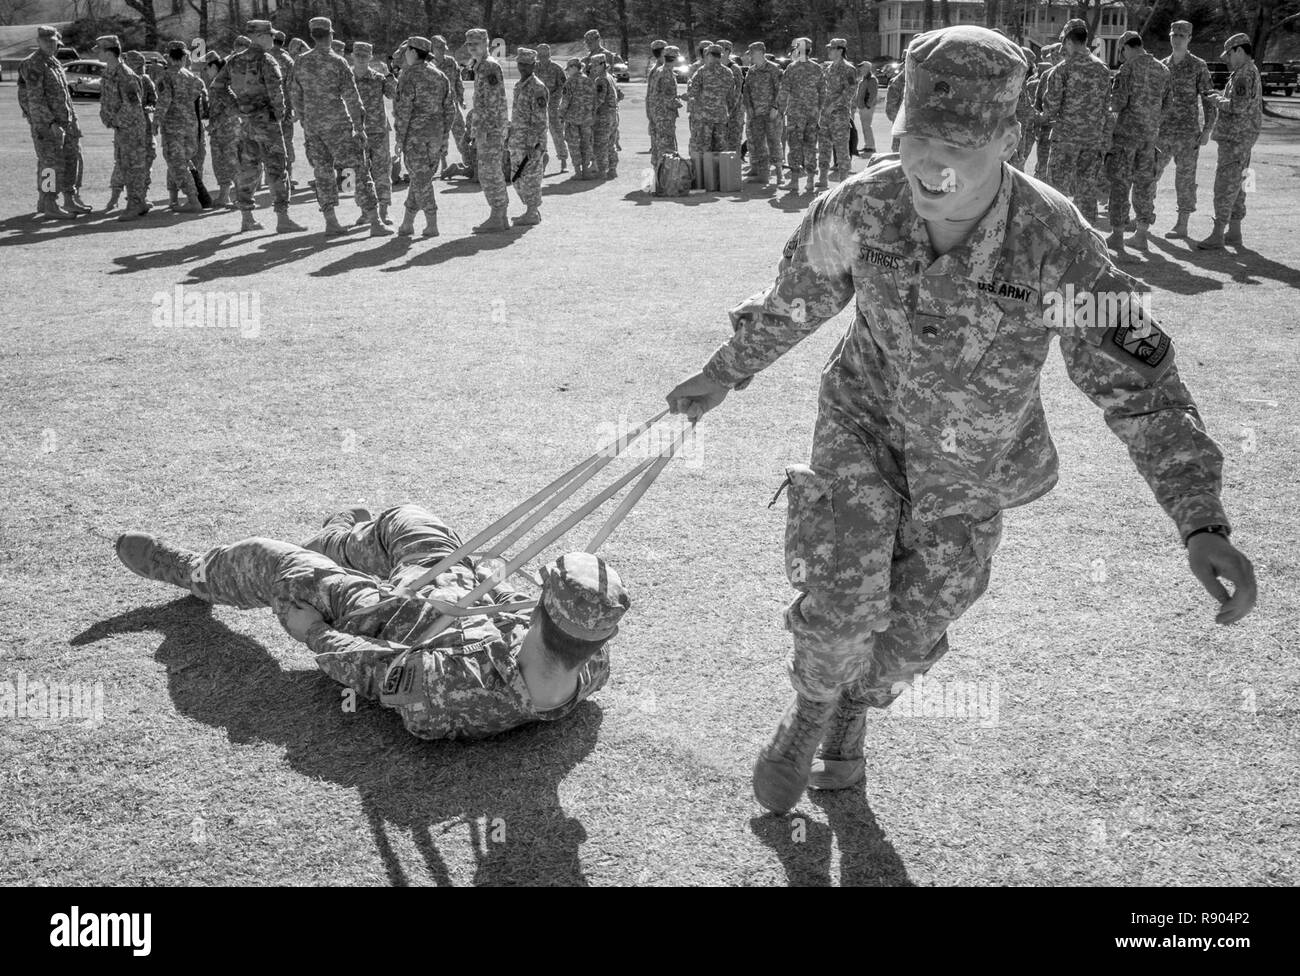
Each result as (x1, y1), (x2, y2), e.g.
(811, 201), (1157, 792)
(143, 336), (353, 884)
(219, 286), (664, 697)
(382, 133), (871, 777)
(666, 371), (729, 420)
(1187, 533), (1257, 625)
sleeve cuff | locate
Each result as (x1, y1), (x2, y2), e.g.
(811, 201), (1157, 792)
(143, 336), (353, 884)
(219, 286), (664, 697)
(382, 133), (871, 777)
(1174, 497), (1231, 545)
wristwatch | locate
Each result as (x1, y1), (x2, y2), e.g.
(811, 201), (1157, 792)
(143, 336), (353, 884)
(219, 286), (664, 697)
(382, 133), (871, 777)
(1185, 524), (1231, 546)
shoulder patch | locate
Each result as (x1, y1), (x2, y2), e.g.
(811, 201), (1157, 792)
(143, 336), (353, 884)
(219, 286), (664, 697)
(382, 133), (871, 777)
(379, 650), (426, 706)
(537, 94), (546, 107)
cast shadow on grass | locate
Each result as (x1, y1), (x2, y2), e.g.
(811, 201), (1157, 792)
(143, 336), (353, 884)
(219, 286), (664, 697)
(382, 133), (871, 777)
(1150, 236), (1300, 290)
(0, 204), (227, 247)
(73, 597), (602, 887)
(749, 789), (914, 887)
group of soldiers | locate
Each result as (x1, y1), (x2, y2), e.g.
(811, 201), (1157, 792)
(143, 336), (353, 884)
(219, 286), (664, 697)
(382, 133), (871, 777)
(18, 22), (632, 236)
(645, 35), (880, 192)
(987, 18), (1263, 252)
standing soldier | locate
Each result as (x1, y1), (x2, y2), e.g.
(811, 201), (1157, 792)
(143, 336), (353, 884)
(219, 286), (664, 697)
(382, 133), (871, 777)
(855, 61), (878, 160)
(466, 27), (510, 233)
(95, 35), (149, 222)
(123, 51), (159, 210)
(1011, 47), (1037, 171)
(1044, 19), (1111, 223)
(685, 40), (713, 155)
(508, 48), (548, 225)
(201, 52), (239, 207)
(351, 42), (398, 225)
(1033, 43), (1063, 180)
(1106, 31), (1170, 253)
(665, 25), (1256, 816)
(687, 45), (738, 157)
(718, 40), (745, 151)
(580, 29), (620, 73)
(590, 55), (620, 178)
(647, 42), (681, 167)
(292, 16), (390, 237)
(394, 36), (454, 239)
(819, 38), (858, 186)
(742, 41), (782, 185)
(156, 41), (207, 213)
(430, 36), (469, 178)
(779, 37), (825, 194)
(269, 29), (297, 188)
(211, 20), (302, 233)
(19, 25), (89, 219)
(559, 57), (596, 180)
(1197, 34), (1263, 250)
(1155, 21), (1217, 240)
(535, 44), (569, 172)
(883, 63), (905, 152)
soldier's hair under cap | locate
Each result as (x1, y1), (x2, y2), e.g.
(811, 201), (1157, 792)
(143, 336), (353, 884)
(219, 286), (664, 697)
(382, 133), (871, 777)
(307, 16), (331, 31)
(1221, 31), (1251, 55)
(516, 47), (537, 64)
(406, 36), (431, 53)
(892, 25), (1027, 150)
(466, 27), (489, 44)
(38, 25), (61, 40)
(1169, 20), (1193, 36)
(95, 35), (121, 49)
(1060, 18), (1087, 38)
(540, 553), (630, 643)
(246, 19), (273, 34)
(352, 41), (373, 56)
(706, 43), (722, 55)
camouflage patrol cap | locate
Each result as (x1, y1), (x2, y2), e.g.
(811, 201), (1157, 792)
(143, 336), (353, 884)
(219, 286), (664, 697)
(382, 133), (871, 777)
(1119, 30), (1141, 46)
(590, 53), (608, 65)
(95, 35), (122, 51)
(331, 39), (345, 54)
(664, 45), (680, 57)
(651, 39), (666, 52)
(233, 35), (251, 50)
(307, 16), (332, 31)
(706, 44), (722, 56)
(247, 19), (273, 35)
(1221, 32), (1251, 56)
(516, 47), (537, 65)
(892, 25), (1027, 150)
(584, 29), (600, 40)
(405, 36), (431, 53)
(287, 37), (309, 56)
(718, 39), (733, 49)
(540, 553), (630, 643)
(352, 41), (373, 56)
(1169, 21), (1193, 37)
(827, 37), (848, 50)
(466, 28), (489, 44)
(1060, 18), (1087, 39)
(749, 41), (766, 52)
(37, 25), (61, 41)
(272, 29), (285, 42)
(123, 50), (145, 67)
(565, 57), (582, 69)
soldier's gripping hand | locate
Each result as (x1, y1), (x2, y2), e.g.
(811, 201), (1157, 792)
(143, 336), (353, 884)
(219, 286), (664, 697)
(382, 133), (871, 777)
(666, 371), (729, 421)
(281, 601), (325, 643)
(1187, 533), (1257, 625)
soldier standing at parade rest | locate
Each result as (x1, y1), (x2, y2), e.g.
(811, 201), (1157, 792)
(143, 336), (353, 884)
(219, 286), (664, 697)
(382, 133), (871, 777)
(351, 41), (398, 226)
(1155, 21), (1217, 240)
(95, 35), (150, 222)
(269, 29), (297, 187)
(201, 51), (239, 207)
(394, 35), (454, 239)
(647, 43), (683, 166)
(1196, 33), (1263, 251)
(19, 25), (90, 218)
(508, 48), (549, 224)
(819, 37), (859, 186)
(466, 27), (511, 233)
(743, 41), (782, 185)
(1043, 18), (1111, 223)
(664, 25), (1256, 816)
(535, 43), (569, 172)
(590, 55), (620, 178)
(1105, 30), (1170, 254)
(559, 57), (595, 180)
(779, 37), (825, 194)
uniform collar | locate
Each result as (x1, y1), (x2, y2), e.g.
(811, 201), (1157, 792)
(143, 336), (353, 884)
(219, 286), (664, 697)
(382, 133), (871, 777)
(902, 163), (1012, 281)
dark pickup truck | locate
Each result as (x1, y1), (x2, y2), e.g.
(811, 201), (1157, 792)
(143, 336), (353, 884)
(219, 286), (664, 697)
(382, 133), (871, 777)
(1259, 61), (1296, 96)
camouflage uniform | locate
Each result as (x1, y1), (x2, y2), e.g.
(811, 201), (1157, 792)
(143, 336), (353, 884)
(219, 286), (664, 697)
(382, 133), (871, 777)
(1044, 46), (1111, 220)
(883, 70), (905, 152)
(743, 59), (782, 179)
(819, 53), (858, 179)
(291, 39), (380, 213)
(393, 51), (454, 217)
(1209, 57), (1262, 224)
(688, 60), (739, 154)
(509, 61), (549, 209)
(156, 57), (207, 199)
(722, 55), (746, 150)
(1033, 61), (1058, 179)
(470, 48), (510, 211)
(211, 38), (291, 213)
(781, 59), (826, 177)
(268, 42), (296, 170)
(435, 50), (469, 166)
(353, 57), (398, 207)
(592, 69), (620, 175)
(647, 50), (682, 164)
(170, 505), (625, 741)
(1012, 68), (1037, 170)
(1107, 48), (1170, 228)
(99, 58), (150, 212)
(1156, 51), (1217, 217)
(559, 68), (596, 175)
(205, 75), (240, 190)
(113, 52), (157, 197)
(18, 44), (83, 195)
(535, 55), (568, 164)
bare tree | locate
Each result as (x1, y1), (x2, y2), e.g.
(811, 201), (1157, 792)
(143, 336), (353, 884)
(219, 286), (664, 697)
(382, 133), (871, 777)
(0, 0), (41, 27)
(613, 0), (630, 58)
(185, 0), (210, 40)
(121, 0), (159, 46)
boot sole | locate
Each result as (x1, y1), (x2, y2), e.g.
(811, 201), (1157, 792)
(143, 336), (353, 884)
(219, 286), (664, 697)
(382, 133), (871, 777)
(808, 758), (866, 791)
(752, 755), (811, 814)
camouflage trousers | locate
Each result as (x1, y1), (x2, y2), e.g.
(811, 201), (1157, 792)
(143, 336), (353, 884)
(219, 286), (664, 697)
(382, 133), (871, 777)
(1033, 123), (1052, 180)
(693, 120), (728, 154)
(478, 147), (509, 208)
(782, 406), (1002, 704)
(1211, 138), (1253, 223)
(594, 112), (618, 174)
(450, 105), (469, 165)
(161, 126), (198, 197)
(30, 123), (82, 193)
(207, 120), (239, 186)
(1047, 138), (1104, 219)
(112, 125), (156, 192)
(818, 109), (852, 178)
(1106, 138), (1158, 227)
(745, 110), (781, 176)
(547, 101), (567, 162)
(402, 135), (442, 213)
(108, 121), (149, 208)
(363, 130), (392, 206)
(726, 109), (744, 151)
(648, 112), (678, 165)
(564, 123), (594, 173)
(1013, 117), (1039, 172)
(235, 116), (289, 212)
(304, 122), (378, 212)
(281, 119), (296, 165)
(509, 147), (544, 208)
(1154, 134), (1201, 215)
(785, 115), (818, 178)
(857, 108), (875, 152)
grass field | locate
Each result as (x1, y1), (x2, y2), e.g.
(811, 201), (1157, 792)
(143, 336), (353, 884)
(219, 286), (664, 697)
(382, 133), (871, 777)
(1, 81), (1297, 887)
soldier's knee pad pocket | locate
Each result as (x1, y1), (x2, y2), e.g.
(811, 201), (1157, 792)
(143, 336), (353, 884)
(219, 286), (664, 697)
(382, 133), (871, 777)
(782, 464), (839, 592)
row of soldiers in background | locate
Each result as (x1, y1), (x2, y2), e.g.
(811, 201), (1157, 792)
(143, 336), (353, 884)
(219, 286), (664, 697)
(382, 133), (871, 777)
(644, 35), (880, 192)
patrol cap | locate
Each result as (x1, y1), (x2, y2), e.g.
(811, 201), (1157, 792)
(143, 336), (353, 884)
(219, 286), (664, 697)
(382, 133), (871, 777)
(466, 27), (489, 44)
(352, 41), (373, 56)
(1119, 30), (1141, 46)
(272, 29), (286, 42)
(540, 553), (630, 643)
(165, 40), (188, 54)
(792, 37), (813, 54)
(287, 37), (309, 56)
(706, 44), (722, 56)
(584, 29), (600, 40)
(233, 35), (251, 50)
(749, 41), (766, 52)
(718, 39), (733, 49)
(536, 42), (550, 54)
(516, 47), (537, 65)
(892, 25), (1027, 150)
(827, 37), (848, 49)
(1060, 18), (1087, 39)
(37, 25), (61, 41)
(405, 36), (431, 53)
(651, 39), (666, 52)
(308, 16), (332, 31)
(247, 19), (273, 35)
(331, 39), (345, 53)
(1221, 32), (1251, 56)
(123, 50), (145, 67)
(664, 45), (680, 57)
(565, 56), (582, 69)
(590, 53), (607, 65)
(1169, 20), (1193, 37)
(95, 35), (121, 51)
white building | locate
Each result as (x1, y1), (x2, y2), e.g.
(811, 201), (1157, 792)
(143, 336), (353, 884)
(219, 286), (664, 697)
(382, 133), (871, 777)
(878, 2), (1128, 64)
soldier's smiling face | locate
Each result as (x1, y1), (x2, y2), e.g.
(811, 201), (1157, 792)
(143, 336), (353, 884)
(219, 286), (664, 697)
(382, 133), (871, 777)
(900, 126), (1016, 221)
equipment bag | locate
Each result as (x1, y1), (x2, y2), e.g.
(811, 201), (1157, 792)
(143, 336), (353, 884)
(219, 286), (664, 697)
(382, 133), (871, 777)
(654, 153), (693, 196)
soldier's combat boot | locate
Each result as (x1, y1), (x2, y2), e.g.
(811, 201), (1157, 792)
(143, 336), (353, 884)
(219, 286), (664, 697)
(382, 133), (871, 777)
(1225, 218), (1243, 246)
(559, 156), (568, 173)
(1164, 212), (1190, 238)
(69, 191), (93, 212)
(239, 210), (263, 232)
(115, 532), (201, 592)
(117, 196), (146, 222)
(379, 203), (392, 225)
(809, 690), (869, 791)
(744, 165), (764, 183)
(275, 210), (305, 233)
(363, 209), (393, 237)
(472, 205), (509, 233)
(511, 206), (541, 226)
(168, 188), (180, 210)
(397, 208), (416, 237)
(1196, 220), (1226, 250)
(752, 693), (837, 814)
(816, 171), (829, 190)
(1105, 228), (1127, 254)
(568, 168), (585, 182)
(322, 207), (347, 236)
(214, 184), (232, 208)
(1128, 220), (1150, 252)
(39, 193), (75, 219)
(321, 507), (371, 531)
(804, 174), (816, 194)
(422, 210), (439, 237)
(104, 188), (122, 211)
(181, 194), (202, 214)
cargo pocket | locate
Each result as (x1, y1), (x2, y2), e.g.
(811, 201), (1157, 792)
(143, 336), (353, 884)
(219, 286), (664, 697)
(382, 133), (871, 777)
(779, 464), (838, 592)
(967, 511), (1004, 567)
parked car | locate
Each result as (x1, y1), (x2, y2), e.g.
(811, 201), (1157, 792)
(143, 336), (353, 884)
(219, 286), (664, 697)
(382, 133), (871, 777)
(1207, 60), (1230, 90)
(63, 59), (105, 98)
(56, 46), (80, 62)
(612, 60), (629, 82)
(1259, 61), (1296, 96)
